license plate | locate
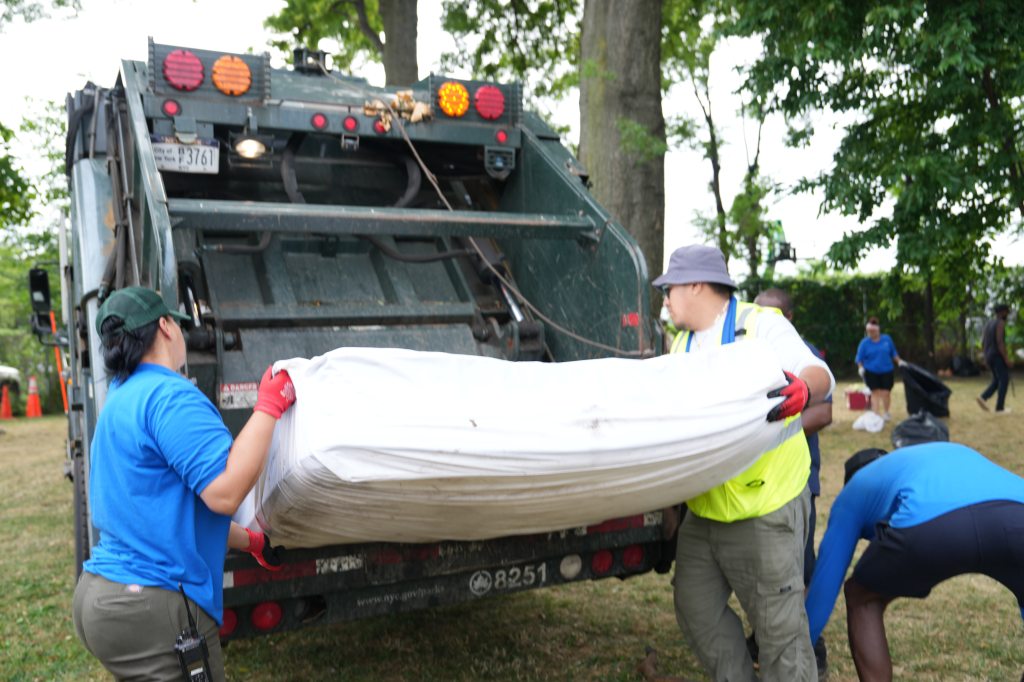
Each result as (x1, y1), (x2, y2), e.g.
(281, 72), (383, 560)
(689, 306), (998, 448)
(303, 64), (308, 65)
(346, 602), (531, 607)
(151, 136), (220, 174)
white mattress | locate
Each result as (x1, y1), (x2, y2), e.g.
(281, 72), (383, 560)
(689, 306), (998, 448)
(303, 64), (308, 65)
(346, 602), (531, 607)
(234, 340), (794, 547)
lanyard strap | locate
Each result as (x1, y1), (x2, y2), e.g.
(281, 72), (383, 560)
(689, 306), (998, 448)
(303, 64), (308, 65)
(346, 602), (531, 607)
(685, 296), (738, 352)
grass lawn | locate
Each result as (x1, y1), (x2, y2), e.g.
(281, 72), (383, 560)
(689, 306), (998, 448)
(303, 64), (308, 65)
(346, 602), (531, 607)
(2, 374), (1021, 681)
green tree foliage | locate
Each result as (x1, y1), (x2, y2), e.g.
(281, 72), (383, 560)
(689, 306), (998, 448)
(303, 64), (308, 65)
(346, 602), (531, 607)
(0, 103), (65, 414)
(0, 0), (76, 237)
(662, 0), (782, 276)
(723, 1), (1024, 364)
(441, 1), (665, 284)
(266, 0), (419, 85)
(0, 122), (33, 232)
(440, 0), (580, 102)
(727, 1), (1024, 272)
(0, 0), (76, 29)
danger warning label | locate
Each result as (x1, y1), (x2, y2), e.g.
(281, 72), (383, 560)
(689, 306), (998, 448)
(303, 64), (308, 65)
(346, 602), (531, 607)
(219, 382), (258, 409)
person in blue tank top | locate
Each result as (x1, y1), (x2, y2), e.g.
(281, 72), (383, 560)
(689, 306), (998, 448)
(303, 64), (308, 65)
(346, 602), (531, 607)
(806, 443), (1024, 682)
(71, 287), (297, 681)
(855, 316), (906, 422)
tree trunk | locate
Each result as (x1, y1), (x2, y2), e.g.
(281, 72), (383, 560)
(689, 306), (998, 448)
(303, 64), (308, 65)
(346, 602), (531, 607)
(379, 0), (419, 86)
(924, 273), (936, 370)
(579, 0), (665, 288)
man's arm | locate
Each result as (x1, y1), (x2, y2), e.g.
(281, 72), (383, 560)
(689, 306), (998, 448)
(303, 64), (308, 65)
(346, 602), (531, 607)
(801, 401), (832, 437)
(799, 366), (833, 407)
(758, 313), (835, 403)
(806, 500), (863, 642)
(998, 320), (1011, 365)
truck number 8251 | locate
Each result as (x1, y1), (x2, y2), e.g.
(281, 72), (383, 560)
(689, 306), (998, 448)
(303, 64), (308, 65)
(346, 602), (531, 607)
(468, 563), (548, 597)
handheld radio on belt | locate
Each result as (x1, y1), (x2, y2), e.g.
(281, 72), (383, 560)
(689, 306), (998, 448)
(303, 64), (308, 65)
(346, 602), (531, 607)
(175, 583), (212, 681)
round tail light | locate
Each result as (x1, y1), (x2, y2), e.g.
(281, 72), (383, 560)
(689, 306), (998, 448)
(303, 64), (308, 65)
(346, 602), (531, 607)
(212, 55), (252, 96)
(343, 116), (359, 132)
(437, 81), (470, 117)
(474, 85), (505, 120)
(591, 550), (614, 576)
(311, 113), (328, 130)
(219, 608), (238, 638)
(250, 601), (283, 631)
(161, 99), (181, 117)
(623, 545), (645, 569)
(163, 49), (203, 92)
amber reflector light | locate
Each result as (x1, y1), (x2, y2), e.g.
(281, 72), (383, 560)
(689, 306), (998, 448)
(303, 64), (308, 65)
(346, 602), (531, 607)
(212, 55), (252, 96)
(437, 81), (470, 117)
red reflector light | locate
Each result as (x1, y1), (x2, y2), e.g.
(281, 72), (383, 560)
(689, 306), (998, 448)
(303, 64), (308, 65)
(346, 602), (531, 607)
(623, 545), (645, 569)
(621, 312), (640, 328)
(587, 515), (644, 534)
(250, 601), (283, 631)
(161, 99), (181, 117)
(311, 113), (328, 130)
(373, 120), (387, 134)
(475, 85), (505, 120)
(163, 49), (204, 92)
(219, 608), (238, 638)
(591, 549), (614, 575)
(495, 129), (509, 144)
(343, 116), (358, 132)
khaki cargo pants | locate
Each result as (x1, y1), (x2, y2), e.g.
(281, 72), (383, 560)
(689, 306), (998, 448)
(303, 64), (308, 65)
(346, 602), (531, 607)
(73, 571), (224, 682)
(673, 486), (815, 682)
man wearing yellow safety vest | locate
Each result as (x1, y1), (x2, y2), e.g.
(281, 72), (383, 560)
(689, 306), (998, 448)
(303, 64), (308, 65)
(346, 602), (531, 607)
(654, 245), (835, 682)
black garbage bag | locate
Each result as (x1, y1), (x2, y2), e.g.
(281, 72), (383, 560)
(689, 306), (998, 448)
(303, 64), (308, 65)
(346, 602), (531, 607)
(891, 410), (950, 449)
(951, 355), (980, 377)
(900, 362), (952, 418)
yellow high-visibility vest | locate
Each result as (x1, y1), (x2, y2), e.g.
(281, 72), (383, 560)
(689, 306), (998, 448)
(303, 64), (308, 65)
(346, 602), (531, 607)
(671, 300), (810, 522)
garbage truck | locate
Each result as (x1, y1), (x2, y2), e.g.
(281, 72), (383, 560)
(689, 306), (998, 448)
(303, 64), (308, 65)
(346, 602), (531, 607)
(30, 40), (666, 640)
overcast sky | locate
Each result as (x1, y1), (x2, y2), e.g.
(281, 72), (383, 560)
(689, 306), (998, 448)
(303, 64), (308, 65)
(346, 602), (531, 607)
(2, 0), (1018, 273)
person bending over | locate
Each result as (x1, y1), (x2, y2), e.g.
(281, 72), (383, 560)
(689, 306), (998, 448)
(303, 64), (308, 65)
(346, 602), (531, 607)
(806, 443), (1024, 682)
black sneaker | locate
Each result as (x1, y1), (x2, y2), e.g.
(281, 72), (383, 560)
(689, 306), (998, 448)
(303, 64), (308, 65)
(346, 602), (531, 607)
(814, 635), (828, 680)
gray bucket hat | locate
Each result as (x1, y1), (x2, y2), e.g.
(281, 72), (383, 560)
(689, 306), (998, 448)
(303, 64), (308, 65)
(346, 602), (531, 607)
(652, 244), (736, 289)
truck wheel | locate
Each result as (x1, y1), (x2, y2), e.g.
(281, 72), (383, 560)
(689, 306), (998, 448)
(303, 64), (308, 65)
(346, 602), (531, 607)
(72, 454), (90, 578)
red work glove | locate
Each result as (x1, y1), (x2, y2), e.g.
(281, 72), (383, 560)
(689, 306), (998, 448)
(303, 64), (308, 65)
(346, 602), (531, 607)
(254, 365), (295, 419)
(244, 528), (283, 571)
(766, 371), (810, 422)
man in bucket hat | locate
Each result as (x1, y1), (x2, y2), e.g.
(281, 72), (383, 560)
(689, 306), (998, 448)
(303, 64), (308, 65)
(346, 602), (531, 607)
(656, 245), (834, 681)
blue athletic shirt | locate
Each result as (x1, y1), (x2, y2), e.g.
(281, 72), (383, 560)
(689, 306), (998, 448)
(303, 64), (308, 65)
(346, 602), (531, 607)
(855, 334), (899, 373)
(84, 363), (234, 624)
(806, 442), (1024, 642)
(855, 334), (900, 373)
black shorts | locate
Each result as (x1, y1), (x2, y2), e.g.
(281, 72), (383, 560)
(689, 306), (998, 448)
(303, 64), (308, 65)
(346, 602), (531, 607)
(864, 369), (895, 391)
(852, 500), (1024, 606)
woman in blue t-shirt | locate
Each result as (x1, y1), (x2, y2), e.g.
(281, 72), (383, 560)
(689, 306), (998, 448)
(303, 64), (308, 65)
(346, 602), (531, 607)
(855, 316), (905, 422)
(71, 287), (296, 681)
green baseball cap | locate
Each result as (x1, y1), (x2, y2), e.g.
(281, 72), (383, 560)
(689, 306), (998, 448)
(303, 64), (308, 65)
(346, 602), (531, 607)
(95, 287), (189, 334)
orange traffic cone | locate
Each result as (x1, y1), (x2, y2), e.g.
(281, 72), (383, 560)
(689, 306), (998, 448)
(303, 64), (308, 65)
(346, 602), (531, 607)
(25, 375), (42, 418)
(0, 385), (11, 419)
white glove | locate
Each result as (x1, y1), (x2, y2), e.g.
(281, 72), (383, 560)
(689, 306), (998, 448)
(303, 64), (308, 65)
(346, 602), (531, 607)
(897, 358), (907, 368)
(858, 366), (866, 380)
